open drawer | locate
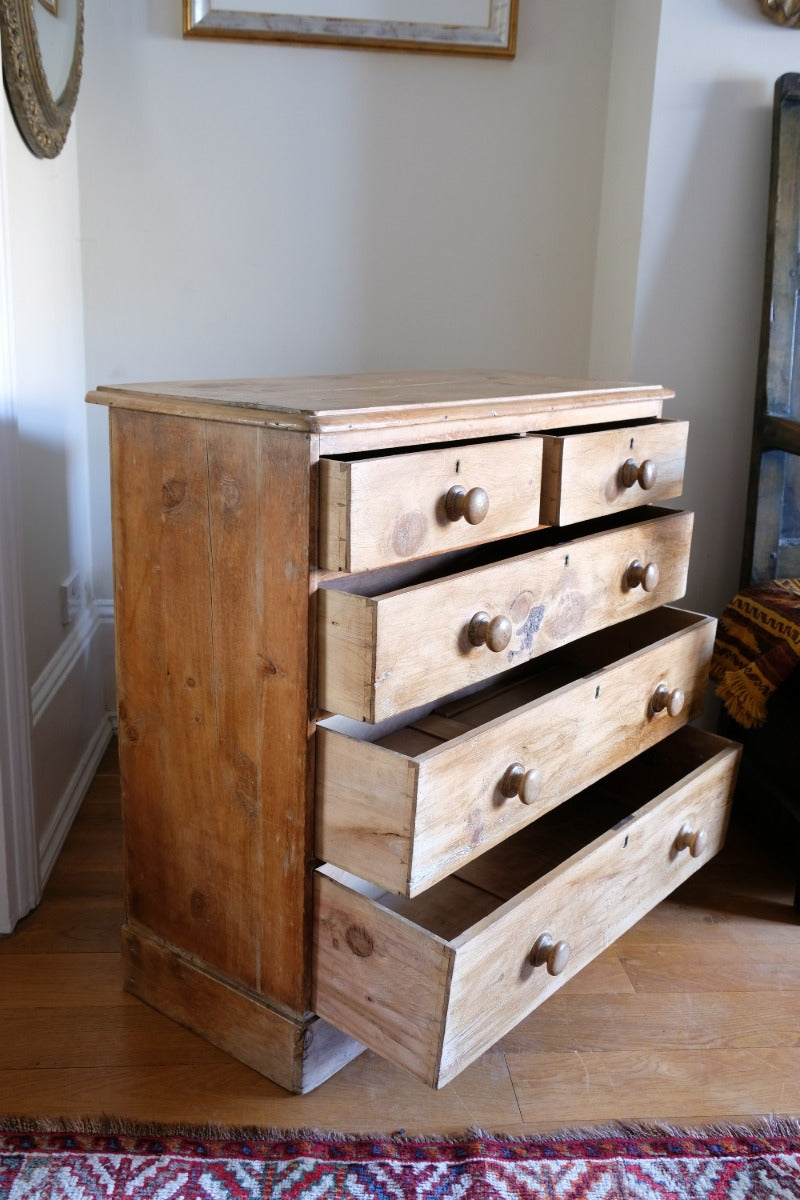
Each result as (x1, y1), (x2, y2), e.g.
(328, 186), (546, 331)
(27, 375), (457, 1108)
(318, 436), (544, 572)
(538, 419), (689, 525)
(313, 726), (740, 1089)
(316, 608), (717, 896)
(318, 507), (694, 722)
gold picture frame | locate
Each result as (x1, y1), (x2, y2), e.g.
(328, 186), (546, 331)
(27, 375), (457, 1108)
(38, 0), (58, 15)
(183, 1), (518, 56)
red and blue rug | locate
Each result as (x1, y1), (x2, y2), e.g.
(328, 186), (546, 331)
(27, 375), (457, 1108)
(2, 1119), (800, 1198)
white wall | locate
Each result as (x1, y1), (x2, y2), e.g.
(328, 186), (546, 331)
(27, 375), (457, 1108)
(5, 0), (800, 926)
(78, 0), (618, 597)
(623, 0), (800, 617)
(2, 83), (111, 913)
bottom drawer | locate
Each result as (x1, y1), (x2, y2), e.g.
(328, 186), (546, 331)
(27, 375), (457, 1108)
(313, 726), (740, 1088)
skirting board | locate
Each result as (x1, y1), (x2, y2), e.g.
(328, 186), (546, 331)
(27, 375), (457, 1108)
(31, 599), (116, 887)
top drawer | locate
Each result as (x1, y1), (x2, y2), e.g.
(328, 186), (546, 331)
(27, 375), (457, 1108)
(318, 437), (543, 572)
(538, 419), (688, 525)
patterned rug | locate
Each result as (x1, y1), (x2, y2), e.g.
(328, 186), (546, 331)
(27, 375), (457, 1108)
(2, 1118), (800, 1198)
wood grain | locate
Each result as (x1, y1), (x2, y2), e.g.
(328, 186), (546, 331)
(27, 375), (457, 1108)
(89, 371), (669, 449)
(539, 419), (689, 525)
(318, 508), (695, 722)
(318, 436), (543, 571)
(313, 729), (739, 1087)
(108, 409), (330, 1089)
(3, 748), (799, 1132)
(316, 609), (716, 896)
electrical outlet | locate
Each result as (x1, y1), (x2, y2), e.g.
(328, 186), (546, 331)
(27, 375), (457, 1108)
(59, 572), (81, 625)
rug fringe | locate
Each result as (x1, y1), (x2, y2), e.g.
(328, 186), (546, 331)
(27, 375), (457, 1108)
(2, 1114), (800, 1143)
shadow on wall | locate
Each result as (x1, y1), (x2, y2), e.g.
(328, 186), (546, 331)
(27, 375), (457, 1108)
(631, 76), (774, 619)
(17, 434), (74, 675)
(15, 432), (114, 883)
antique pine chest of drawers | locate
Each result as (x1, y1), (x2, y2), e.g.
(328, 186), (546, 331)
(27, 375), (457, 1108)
(88, 370), (740, 1093)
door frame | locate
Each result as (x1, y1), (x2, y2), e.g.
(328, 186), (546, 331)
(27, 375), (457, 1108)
(0, 90), (39, 933)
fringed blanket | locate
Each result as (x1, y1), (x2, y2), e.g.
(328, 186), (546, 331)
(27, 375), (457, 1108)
(711, 577), (800, 727)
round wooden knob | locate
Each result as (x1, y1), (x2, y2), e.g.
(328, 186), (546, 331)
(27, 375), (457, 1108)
(530, 932), (570, 976)
(626, 559), (659, 592)
(651, 683), (685, 717)
(468, 611), (512, 652)
(621, 457), (657, 490)
(676, 822), (708, 858)
(445, 485), (489, 525)
(500, 762), (542, 804)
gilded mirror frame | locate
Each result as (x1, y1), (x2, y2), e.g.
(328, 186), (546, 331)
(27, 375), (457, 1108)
(184, 1), (518, 56)
(0, 0), (84, 158)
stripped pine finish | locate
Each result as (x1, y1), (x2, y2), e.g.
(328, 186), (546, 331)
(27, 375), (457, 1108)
(539, 419), (689, 525)
(316, 610), (716, 896)
(317, 508), (695, 722)
(86, 371), (733, 1095)
(4, 740), (796, 1133)
(313, 728), (738, 1088)
(318, 436), (544, 572)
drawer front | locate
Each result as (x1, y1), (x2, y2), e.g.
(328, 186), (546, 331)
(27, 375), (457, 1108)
(318, 437), (543, 572)
(317, 609), (717, 897)
(313, 728), (740, 1088)
(539, 420), (689, 525)
(318, 508), (694, 722)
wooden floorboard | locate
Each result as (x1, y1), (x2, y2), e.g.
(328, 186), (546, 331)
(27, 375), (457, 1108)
(0, 739), (798, 1135)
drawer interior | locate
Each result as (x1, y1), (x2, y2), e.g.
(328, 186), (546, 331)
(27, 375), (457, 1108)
(320, 725), (733, 944)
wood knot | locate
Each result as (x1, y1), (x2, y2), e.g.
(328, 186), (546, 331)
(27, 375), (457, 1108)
(257, 654), (285, 678)
(221, 476), (242, 509)
(391, 511), (427, 558)
(162, 478), (187, 510)
(345, 924), (374, 958)
(190, 889), (214, 924)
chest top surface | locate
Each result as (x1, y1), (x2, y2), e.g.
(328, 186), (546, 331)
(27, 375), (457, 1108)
(87, 370), (671, 443)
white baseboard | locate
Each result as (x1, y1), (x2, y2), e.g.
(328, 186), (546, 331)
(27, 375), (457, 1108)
(30, 597), (116, 888)
(37, 713), (113, 886)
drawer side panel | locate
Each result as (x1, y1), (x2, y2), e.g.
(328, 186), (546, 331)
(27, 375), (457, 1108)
(313, 872), (453, 1087)
(315, 728), (418, 895)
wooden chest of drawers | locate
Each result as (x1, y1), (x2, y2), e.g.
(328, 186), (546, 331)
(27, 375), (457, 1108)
(88, 370), (740, 1094)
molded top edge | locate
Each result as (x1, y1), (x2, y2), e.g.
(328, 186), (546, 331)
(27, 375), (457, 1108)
(87, 370), (672, 433)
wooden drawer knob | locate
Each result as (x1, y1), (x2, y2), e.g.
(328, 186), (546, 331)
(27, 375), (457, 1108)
(445, 485), (489, 525)
(530, 932), (570, 976)
(626, 559), (659, 592)
(468, 611), (512, 652)
(621, 457), (657, 490)
(651, 683), (685, 717)
(500, 762), (542, 804)
(676, 822), (708, 858)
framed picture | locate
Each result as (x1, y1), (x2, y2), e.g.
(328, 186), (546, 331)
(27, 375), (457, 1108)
(183, 1), (518, 56)
(38, 0), (58, 13)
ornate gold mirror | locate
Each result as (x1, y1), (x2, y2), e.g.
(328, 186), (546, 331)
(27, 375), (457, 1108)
(0, 0), (84, 158)
(758, 0), (800, 24)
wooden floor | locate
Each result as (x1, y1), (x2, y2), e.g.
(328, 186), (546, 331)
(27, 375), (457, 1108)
(1, 737), (798, 1135)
